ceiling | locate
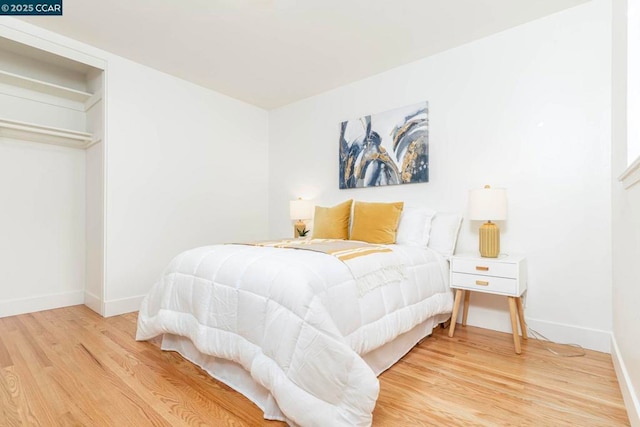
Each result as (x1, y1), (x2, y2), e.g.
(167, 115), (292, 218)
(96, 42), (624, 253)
(21, 0), (589, 109)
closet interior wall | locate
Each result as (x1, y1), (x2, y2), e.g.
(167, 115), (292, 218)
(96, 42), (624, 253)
(0, 35), (106, 317)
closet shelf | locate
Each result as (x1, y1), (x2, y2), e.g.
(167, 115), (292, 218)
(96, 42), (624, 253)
(0, 69), (93, 103)
(0, 117), (94, 149)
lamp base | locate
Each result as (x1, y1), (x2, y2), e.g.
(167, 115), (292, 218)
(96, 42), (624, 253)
(479, 221), (500, 258)
(293, 220), (306, 238)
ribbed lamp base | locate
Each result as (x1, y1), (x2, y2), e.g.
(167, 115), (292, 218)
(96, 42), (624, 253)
(293, 220), (305, 238)
(479, 221), (500, 258)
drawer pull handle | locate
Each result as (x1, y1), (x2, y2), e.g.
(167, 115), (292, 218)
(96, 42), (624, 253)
(476, 266), (489, 271)
(476, 280), (489, 286)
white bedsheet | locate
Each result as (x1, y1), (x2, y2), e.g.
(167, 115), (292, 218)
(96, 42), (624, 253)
(136, 243), (452, 426)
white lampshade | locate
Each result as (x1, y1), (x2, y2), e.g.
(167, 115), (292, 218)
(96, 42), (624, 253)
(289, 199), (313, 220)
(468, 186), (507, 221)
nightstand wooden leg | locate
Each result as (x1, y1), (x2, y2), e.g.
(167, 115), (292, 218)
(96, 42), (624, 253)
(449, 289), (463, 338)
(508, 297), (521, 354)
(516, 297), (527, 340)
(462, 290), (470, 327)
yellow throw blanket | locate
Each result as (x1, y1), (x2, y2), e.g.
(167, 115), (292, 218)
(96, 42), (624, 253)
(240, 238), (406, 296)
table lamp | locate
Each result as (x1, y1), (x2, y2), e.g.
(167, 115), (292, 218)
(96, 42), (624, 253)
(468, 185), (507, 258)
(289, 198), (313, 238)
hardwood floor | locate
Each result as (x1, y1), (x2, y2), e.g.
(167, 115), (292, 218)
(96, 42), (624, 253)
(0, 305), (629, 426)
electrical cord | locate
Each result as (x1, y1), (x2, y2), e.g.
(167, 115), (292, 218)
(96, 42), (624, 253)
(524, 322), (585, 357)
(499, 253), (585, 357)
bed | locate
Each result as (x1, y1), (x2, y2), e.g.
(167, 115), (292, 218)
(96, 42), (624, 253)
(136, 207), (461, 426)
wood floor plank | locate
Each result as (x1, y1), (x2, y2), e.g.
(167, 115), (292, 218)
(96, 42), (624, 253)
(0, 367), (22, 425)
(27, 308), (173, 426)
(104, 328), (269, 425)
(12, 316), (52, 368)
(86, 308), (273, 425)
(47, 313), (178, 426)
(0, 334), (13, 368)
(0, 306), (630, 426)
(2, 353), (56, 426)
(372, 325), (630, 427)
(62, 306), (258, 426)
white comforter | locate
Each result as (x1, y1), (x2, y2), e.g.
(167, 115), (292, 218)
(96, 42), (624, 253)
(136, 243), (452, 426)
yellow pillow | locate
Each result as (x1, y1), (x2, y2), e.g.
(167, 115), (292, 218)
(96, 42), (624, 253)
(312, 200), (353, 239)
(350, 201), (404, 244)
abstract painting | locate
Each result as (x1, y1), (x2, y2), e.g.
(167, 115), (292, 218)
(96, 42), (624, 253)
(339, 101), (429, 189)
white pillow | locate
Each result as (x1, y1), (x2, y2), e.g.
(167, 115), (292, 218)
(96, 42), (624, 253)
(427, 212), (463, 257)
(396, 207), (436, 246)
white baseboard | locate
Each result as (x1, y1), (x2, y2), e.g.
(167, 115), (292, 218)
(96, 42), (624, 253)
(103, 295), (145, 317)
(0, 290), (84, 318)
(83, 291), (103, 315)
(0, 292), (144, 319)
(524, 317), (612, 353)
(611, 335), (640, 426)
(463, 309), (612, 353)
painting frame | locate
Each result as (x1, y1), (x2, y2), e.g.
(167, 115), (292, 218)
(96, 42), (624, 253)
(339, 101), (429, 189)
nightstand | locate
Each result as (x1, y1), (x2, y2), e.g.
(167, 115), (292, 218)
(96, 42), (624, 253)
(448, 254), (527, 354)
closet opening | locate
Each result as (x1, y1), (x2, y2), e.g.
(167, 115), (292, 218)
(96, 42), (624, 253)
(0, 35), (106, 317)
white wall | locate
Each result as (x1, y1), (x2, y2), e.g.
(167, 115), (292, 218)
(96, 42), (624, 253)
(104, 56), (269, 314)
(0, 138), (85, 316)
(0, 19), (270, 316)
(84, 142), (103, 312)
(612, 0), (640, 423)
(612, 174), (640, 425)
(269, 0), (612, 351)
(627, 0), (640, 165)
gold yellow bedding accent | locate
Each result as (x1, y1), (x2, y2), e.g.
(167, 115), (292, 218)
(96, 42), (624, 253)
(244, 238), (392, 261)
(239, 239), (405, 296)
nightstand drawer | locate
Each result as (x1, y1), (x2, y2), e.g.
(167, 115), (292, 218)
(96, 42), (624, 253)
(451, 272), (518, 295)
(451, 258), (517, 279)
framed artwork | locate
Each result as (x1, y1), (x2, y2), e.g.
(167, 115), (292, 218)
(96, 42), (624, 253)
(339, 101), (429, 189)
